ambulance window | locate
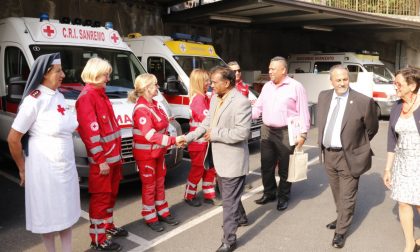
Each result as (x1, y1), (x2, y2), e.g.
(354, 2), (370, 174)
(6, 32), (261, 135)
(347, 65), (362, 73)
(4, 47), (30, 82)
(147, 57), (179, 87)
(347, 65), (362, 82)
(289, 62), (310, 73)
(314, 62), (341, 73)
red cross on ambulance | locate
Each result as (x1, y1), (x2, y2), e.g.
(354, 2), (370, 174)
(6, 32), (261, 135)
(41, 23), (56, 39)
(110, 32), (120, 44)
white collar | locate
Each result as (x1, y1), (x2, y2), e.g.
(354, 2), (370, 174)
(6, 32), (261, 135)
(39, 84), (58, 96)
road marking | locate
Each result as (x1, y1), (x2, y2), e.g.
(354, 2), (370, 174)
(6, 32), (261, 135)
(0, 170), (20, 184)
(0, 145), (320, 251)
(129, 181), (268, 252)
(308, 156), (319, 165)
(80, 209), (151, 246)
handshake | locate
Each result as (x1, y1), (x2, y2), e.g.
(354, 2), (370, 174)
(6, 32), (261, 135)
(175, 135), (187, 148)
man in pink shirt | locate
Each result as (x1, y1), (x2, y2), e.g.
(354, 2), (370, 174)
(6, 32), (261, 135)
(252, 56), (310, 211)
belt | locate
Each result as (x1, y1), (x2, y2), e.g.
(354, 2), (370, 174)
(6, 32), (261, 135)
(325, 147), (343, 152)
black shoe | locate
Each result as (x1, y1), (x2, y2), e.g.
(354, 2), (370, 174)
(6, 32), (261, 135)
(204, 198), (223, 206)
(90, 240), (122, 251)
(332, 233), (345, 248)
(326, 220), (337, 230)
(238, 219), (249, 227)
(254, 194), (276, 205)
(185, 198), (201, 207)
(216, 242), (237, 252)
(158, 215), (180, 226)
(276, 199), (288, 211)
(147, 221), (164, 232)
(106, 227), (128, 237)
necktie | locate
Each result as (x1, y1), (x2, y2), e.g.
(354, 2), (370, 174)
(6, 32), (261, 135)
(324, 97), (341, 147)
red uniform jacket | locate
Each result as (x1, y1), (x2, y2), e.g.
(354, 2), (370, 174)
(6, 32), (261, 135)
(76, 84), (122, 166)
(236, 80), (249, 97)
(132, 96), (175, 161)
(188, 94), (210, 152)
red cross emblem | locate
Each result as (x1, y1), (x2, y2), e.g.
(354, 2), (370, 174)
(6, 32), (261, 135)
(110, 32), (119, 44)
(57, 105), (65, 115)
(41, 24), (56, 39)
(179, 43), (186, 52)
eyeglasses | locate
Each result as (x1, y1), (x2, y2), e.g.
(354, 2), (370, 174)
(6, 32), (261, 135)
(233, 69), (241, 73)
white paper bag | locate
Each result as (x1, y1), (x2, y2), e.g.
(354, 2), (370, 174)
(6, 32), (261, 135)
(287, 150), (308, 182)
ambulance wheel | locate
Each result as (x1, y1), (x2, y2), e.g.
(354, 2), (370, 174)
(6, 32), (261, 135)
(375, 102), (381, 119)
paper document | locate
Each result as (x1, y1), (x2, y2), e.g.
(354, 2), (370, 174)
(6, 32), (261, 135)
(287, 116), (302, 146)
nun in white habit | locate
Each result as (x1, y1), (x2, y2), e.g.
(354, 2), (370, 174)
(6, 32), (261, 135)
(7, 53), (80, 252)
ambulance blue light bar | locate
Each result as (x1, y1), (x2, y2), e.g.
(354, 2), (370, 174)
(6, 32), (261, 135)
(171, 33), (212, 44)
(105, 22), (113, 29)
(172, 33), (193, 41)
(194, 35), (212, 44)
(39, 13), (49, 22)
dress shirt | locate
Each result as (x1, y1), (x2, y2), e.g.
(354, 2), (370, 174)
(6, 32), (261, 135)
(252, 76), (310, 133)
(212, 88), (233, 128)
(322, 90), (349, 148)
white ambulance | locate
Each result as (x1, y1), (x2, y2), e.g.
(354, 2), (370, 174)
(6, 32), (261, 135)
(123, 33), (262, 141)
(288, 52), (398, 116)
(0, 16), (182, 185)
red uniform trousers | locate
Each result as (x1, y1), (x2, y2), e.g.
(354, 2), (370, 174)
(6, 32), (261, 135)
(136, 155), (171, 224)
(89, 163), (122, 245)
(185, 150), (216, 200)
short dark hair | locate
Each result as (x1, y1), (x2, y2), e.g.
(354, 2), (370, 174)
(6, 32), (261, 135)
(396, 67), (420, 93)
(210, 66), (235, 87)
(270, 56), (287, 70)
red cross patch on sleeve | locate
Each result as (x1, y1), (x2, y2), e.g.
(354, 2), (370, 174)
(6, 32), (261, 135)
(30, 90), (41, 98)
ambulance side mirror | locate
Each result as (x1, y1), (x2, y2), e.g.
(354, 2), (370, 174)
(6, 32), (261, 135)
(6, 76), (26, 103)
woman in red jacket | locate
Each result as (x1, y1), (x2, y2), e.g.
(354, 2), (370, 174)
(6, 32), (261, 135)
(128, 73), (183, 232)
(76, 57), (127, 251)
(183, 69), (217, 207)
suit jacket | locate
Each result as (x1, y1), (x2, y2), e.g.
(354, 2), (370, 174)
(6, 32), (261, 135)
(186, 88), (251, 177)
(316, 88), (379, 177)
(387, 100), (420, 152)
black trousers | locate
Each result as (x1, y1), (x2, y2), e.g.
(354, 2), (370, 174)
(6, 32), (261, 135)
(260, 124), (295, 201)
(217, 175), (247, 245)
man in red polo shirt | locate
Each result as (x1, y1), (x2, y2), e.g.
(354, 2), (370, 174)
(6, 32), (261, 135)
(227, 61), (249, 97)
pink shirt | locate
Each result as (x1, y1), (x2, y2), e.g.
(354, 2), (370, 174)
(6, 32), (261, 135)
(252, 76), (310, 133)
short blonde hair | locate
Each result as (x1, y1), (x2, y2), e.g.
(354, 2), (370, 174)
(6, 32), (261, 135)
(128, 73), (158, 103)
(81, 57), (112, 85)
(189, 69), (209, 98)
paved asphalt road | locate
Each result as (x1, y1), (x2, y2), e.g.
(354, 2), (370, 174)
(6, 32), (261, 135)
(0, 120), (419, 252)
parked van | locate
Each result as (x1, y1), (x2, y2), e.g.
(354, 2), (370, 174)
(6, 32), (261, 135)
(123, 33), (262, 141)
(0, 16), (182, 185)
(288, 52), (397, 116)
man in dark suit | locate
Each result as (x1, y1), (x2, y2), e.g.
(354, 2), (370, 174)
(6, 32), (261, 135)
(316, 65), (379, 249)
(186, 66), (251, 252)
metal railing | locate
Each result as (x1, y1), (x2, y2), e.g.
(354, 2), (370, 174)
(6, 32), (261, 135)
(307, 0), (419, 15)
